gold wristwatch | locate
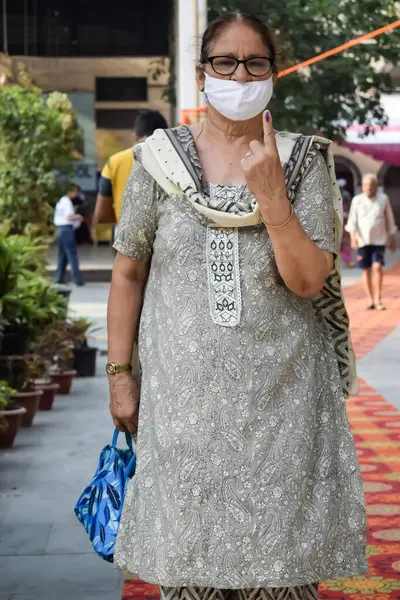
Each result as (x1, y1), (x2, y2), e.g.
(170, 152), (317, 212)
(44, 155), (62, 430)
(106, 362), (132, 375)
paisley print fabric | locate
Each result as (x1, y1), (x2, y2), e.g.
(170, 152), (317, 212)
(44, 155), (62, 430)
(113, 127), (367, 588)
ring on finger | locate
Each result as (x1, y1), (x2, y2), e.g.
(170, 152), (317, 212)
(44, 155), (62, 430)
(245, 151), (253, 159)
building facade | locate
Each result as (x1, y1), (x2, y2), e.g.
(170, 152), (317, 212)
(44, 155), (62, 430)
(1, 0), (399, 223)
(1, 0), (172, 195)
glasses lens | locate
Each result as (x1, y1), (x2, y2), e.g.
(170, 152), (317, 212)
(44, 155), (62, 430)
(211, 57), (238, 75)
(246, 58), (272, 76)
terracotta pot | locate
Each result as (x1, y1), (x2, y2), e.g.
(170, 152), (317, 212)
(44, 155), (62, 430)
(51, 370), (77, 395)
(35, 383), (60, 411)
(14, 390), (43, 427)
(0, 406), (27, 449)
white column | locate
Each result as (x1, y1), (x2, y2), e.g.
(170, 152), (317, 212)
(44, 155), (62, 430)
(175, 0), (207, 123)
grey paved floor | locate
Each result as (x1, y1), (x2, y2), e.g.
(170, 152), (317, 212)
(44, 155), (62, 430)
(0, 351), (123, 599)
(2, 248), (399, 599)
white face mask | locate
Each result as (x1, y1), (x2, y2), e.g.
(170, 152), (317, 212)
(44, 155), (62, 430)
(204, 73), (274, 121)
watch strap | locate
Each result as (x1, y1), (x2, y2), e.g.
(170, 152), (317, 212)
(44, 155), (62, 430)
(106, 362), (132, 375)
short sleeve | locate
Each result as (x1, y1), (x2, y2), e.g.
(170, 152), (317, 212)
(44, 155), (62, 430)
(101, 160), (112, 179)
(293, 151), (335, 254)
(113, 150), (159, 262)
(63, 197), (75, 218)
(98, 174), (112, 197)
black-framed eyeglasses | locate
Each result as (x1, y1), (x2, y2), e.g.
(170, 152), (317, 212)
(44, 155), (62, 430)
(207, 56), (274, 77)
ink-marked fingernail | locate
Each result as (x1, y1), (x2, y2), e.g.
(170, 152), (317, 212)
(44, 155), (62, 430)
(265, 111), (270, 122)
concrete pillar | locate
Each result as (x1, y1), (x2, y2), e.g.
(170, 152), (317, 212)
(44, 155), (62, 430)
(175, 0), (207, 123)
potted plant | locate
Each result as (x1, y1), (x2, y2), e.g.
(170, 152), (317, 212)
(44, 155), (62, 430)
(67, 318), (99, 377)
(13, 355), (44, 426)
(0, 232), (49, 355)
(31, 330), (60, 409)
(0, 380), (26, 449)
(0, 235), (30, 355)
(34, 357), (60, 411)
(34, 321), (76, 395)
(52, 344), (77, 395)
(0, 232), (68, 356)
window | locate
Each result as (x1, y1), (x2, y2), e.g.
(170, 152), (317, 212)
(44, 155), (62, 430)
(96, 78), (148, 102)
(3, 0), (172, 57)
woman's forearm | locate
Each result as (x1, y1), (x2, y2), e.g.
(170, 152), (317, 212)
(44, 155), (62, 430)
(266, 209), (332, 298)
(107, 257), (148, 364)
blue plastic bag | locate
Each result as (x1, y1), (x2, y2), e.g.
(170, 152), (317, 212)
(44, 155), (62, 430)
(74, 429), (136, 562)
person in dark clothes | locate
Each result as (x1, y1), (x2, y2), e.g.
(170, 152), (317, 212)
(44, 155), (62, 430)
(72, 185), (94, 245)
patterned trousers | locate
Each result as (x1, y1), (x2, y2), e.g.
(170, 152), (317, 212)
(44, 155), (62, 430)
(159, 584), (319, 600)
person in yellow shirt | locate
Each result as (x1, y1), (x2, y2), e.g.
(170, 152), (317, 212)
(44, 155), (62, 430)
(93, 109), (168, 226)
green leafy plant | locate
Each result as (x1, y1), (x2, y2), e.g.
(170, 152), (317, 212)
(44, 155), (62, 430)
(0, 380), (17, 429)
(207, 0), (400, 136)
(0, 233), (68, 333)
(34, 320), (74, 373)
(0, 82), (81, 235)
(0, 380), (13, 408)
(21, 354), (51, 390)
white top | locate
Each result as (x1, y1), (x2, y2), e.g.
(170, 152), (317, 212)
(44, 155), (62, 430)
(54, 196), (78, 227)
(345, 192), (397, 247)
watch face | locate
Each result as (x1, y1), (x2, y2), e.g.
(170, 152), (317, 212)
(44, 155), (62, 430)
(106, 363), (116, 374)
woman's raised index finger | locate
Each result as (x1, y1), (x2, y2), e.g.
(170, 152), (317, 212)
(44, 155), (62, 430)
(263, 110), (277, 149)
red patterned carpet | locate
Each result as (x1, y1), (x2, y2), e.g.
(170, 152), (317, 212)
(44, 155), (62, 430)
(319, 380), (400, 599)
(123, 264), (400, 600)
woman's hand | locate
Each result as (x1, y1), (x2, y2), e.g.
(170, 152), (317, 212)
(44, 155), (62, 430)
(109, 372), (140, 434)
(241, 111), (291, 226)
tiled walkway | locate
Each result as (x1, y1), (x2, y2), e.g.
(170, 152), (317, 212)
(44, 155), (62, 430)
(344, 263), (400, 361)
(319, 378), (400, 599)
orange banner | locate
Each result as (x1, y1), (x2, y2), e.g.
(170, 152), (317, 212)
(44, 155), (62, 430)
(278, 19), (400, 78)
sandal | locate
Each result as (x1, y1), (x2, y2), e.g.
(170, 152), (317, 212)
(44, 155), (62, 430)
(376, 302), (386, 311)
(366, 304), (375, 310)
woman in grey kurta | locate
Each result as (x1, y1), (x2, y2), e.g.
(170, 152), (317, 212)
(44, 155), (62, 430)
(107, 10), (367, 600)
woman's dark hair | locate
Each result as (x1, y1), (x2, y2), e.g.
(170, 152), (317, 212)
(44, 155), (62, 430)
(200, 11), (278, 70)
(134, 109), (168, 138)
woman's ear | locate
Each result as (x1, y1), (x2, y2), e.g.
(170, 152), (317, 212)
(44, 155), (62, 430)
(196, 65), (205, 92)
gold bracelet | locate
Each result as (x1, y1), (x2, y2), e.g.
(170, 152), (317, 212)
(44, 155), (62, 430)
(261, 204), (294, 229)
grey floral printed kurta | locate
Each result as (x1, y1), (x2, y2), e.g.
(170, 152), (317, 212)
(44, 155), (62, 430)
(113, 126), (367, 588)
